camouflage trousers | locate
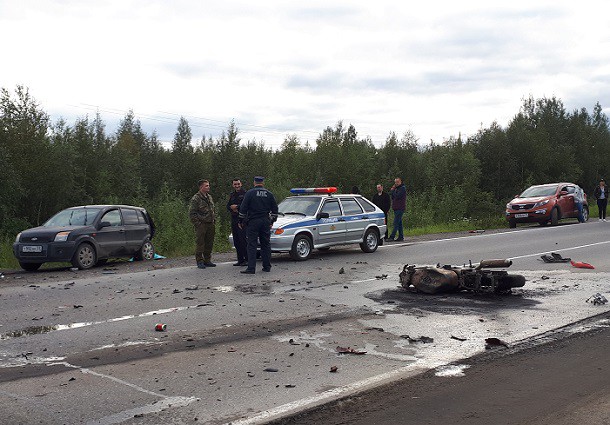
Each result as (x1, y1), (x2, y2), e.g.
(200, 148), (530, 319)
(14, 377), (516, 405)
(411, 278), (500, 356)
(194, 222), (215, 263)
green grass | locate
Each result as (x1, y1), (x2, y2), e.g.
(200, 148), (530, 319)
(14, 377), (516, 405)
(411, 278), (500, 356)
(403, 216), (507, 237)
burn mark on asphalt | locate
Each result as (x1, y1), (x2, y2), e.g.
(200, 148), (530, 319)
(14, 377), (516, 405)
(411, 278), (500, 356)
(365, 289), (541, 316)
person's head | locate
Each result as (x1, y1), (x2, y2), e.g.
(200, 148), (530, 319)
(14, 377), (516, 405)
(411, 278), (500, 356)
(376, 184), (383, 193)
(601, 179), (606, 187)
(394, 177), (402, 186)
(351, 186), (360, 194)
(232, 178), (242, 191)
(198, 179), (210, 194)
(254, 176), (265, 186)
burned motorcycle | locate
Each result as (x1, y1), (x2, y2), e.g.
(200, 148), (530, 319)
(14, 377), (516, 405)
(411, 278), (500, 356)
(399, 259), (526, 295)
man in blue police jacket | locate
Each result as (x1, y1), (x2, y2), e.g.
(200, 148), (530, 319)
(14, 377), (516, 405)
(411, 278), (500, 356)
(238, 176), (279, 274)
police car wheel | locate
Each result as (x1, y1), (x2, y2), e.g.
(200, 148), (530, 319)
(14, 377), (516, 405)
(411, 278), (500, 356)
(360, 228), (379, 253)
(290, 234), (312, 261)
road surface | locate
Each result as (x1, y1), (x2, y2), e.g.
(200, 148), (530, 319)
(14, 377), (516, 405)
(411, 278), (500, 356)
(0, 221), (609, 424)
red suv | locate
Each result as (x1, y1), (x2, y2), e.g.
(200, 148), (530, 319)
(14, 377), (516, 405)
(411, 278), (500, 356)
(505, 183), (588, 228)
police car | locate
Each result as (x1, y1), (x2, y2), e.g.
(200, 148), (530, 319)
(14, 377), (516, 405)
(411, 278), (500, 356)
(233, 187), (386, 261)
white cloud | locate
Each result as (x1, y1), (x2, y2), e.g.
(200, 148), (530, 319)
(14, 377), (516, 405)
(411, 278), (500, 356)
(2, 0), (609, 148)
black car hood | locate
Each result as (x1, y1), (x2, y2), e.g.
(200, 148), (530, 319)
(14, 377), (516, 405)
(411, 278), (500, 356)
(19, 225), (93, 242)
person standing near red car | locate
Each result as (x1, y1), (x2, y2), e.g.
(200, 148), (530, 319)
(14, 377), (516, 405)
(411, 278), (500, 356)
(594, 179), (609, 221)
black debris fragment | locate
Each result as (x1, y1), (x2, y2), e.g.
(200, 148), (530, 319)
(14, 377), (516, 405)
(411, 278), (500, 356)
(485, 337), (509, 348)
(540, 253), (571, 263)
(264, 368), (279, 372)
(330, 366), (338, 373)
(375, 274), (388, 280)
(450, 335), (467, 342)
(586, 293), (608, 305)
(339, 267), (345, 274)
(401, 335), (434, 344)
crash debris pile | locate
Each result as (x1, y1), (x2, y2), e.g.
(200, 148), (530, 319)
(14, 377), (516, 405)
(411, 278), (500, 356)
(399, 259), (526, 295)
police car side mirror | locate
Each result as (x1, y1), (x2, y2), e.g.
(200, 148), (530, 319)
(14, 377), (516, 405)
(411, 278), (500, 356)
(99, 221), (112, 229)
(316, 212), (330, 220)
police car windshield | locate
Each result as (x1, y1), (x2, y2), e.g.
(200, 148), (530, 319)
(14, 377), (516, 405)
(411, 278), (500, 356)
(44, 207), (102, 227)
(278, 197), (321, 216)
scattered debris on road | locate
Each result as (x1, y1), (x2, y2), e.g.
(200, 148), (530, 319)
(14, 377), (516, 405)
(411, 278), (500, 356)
(336, 346), (366, 355)
(155, 323), (167, 332)
(330, 365), (338, 373)
(400, 259), (525, 294)
(264, 367), (279, 372)
(586, 293), (608, 305)
(541, 275), (550, 280)
(468, 229), (485, 233)
(571, 260), (595, 269)
(375, 274), (388, 280)
(339, 267), (345, 274)
(485, 337), (509, 349)
(451, 335), (467, 342)
(401, 335), (434, 344)
(540, 253), (571, 263)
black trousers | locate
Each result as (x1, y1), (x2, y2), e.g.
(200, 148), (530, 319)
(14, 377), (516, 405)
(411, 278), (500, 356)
(246, 217), (271, 271)
(598, 198), (608, 219)
(231, 217), (248, 263)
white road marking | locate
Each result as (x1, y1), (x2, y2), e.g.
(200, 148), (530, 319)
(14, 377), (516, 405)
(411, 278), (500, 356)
(44, 361), (198, 425)
(507, 240), (610, 261)
(86, 397), (198, 425)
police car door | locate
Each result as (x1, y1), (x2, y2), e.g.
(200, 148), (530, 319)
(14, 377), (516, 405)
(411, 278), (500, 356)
(339, 197), (366, 242)
(316, 198), (347, 245)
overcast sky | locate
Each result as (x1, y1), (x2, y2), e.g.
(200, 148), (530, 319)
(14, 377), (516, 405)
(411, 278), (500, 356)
(2, 1), (609, 149)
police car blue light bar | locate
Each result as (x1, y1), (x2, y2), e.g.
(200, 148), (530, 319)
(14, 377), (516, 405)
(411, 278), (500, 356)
(290, 187), (337, 194)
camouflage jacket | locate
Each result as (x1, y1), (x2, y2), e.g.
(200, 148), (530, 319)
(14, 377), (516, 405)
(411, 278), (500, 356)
(189, 191), (216, 225)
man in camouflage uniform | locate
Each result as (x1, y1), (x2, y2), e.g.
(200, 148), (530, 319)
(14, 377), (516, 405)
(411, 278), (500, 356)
(189, 179), (216, 269)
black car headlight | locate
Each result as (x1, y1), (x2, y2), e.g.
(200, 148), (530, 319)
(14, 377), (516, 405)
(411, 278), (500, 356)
(54, 231), (71, 242)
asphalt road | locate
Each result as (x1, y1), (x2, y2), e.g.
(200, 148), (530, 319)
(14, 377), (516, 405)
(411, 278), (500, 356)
(0, 220), (609, 424)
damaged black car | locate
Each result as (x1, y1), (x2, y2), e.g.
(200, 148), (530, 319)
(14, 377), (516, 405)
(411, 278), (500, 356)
(13, 205), (155, 271)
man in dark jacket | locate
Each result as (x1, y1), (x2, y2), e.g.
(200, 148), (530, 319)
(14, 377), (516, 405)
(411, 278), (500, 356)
(387, 177), (406, 241)
(188, 179), (216, 269)
(226, 178), (248, 266)
(594, 178), (609, 221)
(372, 183), (391, 238)
(238, 176), (279, 274)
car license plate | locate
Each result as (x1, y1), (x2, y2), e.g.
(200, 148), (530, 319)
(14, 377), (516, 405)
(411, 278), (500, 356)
(22, 245), (42, 253)
(515, 213), (528, 218)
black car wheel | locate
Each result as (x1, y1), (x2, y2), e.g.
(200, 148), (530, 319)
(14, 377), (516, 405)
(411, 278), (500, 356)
(508, 218), (517, 228)
(19, 262), (42, 272)
(290, 234), (312, 261)
(135, 239), (155, 261)
(582, 206), (589, 222)
(72, 243), (96, 270)
(360, 228), (379, 253)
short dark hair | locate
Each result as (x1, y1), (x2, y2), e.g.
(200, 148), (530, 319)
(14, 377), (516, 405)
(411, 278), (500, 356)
(232, 178), (241, 183)
(198, 179), (209, 187)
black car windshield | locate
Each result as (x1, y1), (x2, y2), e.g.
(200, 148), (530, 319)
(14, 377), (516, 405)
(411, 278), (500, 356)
(44, 207), (102, 227)
(519, 185), (558, 198)
(278, 197), (321, 216)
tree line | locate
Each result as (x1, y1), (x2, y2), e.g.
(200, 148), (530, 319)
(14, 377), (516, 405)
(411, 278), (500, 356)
(1, 85), (609, 254)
